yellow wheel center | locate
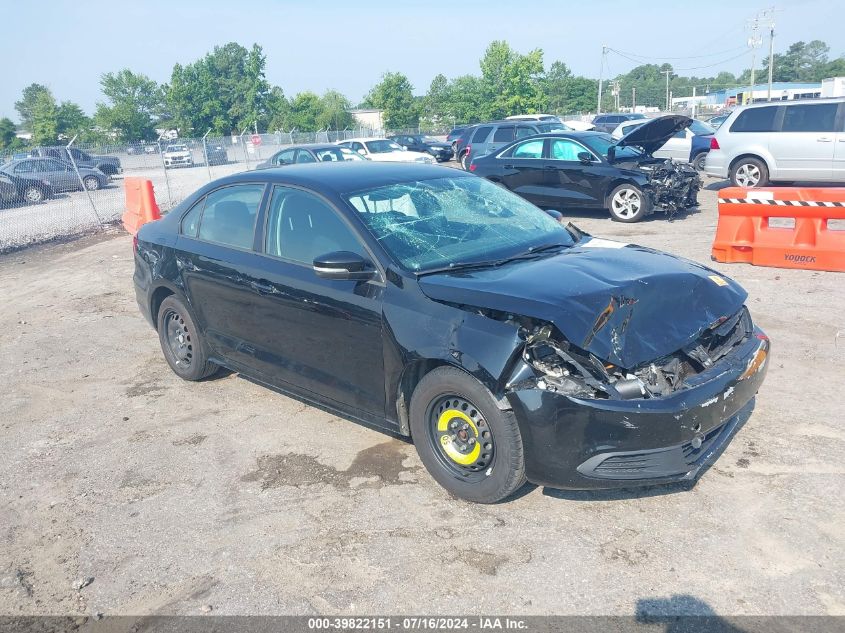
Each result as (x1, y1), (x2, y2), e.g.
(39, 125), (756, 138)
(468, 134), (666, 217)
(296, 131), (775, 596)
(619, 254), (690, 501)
(437, 409), (481, 465)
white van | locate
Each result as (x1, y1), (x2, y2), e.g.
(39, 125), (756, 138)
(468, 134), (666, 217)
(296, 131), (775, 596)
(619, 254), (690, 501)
(704, 97), (845, 187)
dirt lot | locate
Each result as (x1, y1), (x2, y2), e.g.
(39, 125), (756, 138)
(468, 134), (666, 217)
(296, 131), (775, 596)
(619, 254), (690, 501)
(0, 179), (843, 618)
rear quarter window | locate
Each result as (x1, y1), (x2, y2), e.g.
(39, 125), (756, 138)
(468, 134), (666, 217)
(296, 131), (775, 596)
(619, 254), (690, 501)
(471, 127), (492, 142)
(781, 103), (839, 132)
(730, 106), (779, 132)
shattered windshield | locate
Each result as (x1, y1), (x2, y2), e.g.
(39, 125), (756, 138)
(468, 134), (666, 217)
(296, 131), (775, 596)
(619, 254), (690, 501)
(345, 176), (573, 272)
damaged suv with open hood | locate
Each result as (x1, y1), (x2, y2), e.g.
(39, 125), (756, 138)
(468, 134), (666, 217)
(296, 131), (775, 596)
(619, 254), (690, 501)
(134, 162), (768, 503)
(470, 115), (700, 222)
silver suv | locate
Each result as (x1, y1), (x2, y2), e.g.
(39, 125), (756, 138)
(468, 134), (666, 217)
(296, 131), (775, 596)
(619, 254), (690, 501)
(704, 97), (845, 187)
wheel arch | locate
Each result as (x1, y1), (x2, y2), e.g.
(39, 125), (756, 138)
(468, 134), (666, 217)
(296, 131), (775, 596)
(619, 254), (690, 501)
(149, 282), (191, 331)
(728, 152), (771, 174)
(604, 177), (647, 208)
(395, 356), (508, 438)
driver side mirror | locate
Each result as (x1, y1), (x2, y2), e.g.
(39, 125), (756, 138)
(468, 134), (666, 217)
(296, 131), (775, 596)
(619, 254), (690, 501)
(313, 251), (376, 281)
(577, 152), (593, 165)
(356, 148), (367, 155)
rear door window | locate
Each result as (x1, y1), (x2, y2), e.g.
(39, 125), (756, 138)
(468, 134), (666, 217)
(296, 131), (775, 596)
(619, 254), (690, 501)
(196, 184), (264, 250)
(730, 106), (779, 132)
(471, 126), (492, 142)
(551, 138), (587, 161)
(511, 139), (544, 159)
(781, 103), (838, 132)
(492, 126), (514, 142)
(180, 198), (205, 237)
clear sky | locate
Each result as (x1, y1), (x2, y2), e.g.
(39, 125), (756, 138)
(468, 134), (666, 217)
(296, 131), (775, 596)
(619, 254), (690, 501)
(2, 0), (843, 121)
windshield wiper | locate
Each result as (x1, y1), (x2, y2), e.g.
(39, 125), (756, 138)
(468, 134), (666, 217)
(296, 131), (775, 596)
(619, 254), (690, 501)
(417, 242), (570, 276)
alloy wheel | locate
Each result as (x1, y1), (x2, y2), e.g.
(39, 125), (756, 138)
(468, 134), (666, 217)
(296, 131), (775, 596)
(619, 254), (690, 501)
(610, 188), (642, 220)
(735, 163), (761, 187)
(83, 176), (100, 191)
(24, 186), (44, 203)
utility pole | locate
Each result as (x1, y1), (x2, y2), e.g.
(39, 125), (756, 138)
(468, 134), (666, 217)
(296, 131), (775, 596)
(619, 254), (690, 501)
(747, 14), (763, 104)
(597, 45), (607, 114)
(662, 69), (672, 111)
(632, 86), (636, 111)
(765, 7), (776, 100)
(692, 85), (697, 119)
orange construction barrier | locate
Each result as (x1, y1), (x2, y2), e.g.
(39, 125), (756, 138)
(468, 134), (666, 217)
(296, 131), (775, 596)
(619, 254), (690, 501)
(712, 186), (845, 272)
(121, 177), (161, 236)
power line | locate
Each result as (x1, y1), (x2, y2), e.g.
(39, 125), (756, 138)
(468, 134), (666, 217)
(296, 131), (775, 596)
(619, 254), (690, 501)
(607, 48), (751, 72)
(608, 45), (748, 61)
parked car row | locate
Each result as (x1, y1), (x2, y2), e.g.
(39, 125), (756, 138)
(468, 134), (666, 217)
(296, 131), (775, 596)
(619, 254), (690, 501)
(0, 156), (113, 208)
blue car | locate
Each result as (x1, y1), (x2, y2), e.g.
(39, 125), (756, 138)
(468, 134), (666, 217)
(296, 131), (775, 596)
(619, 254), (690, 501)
(690, 132), (714, 171)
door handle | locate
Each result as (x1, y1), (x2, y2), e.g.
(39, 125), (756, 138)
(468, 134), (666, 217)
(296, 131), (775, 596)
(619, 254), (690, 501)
(503, 164), (514, 169)
(250, 280), (275, 294)
(817, 137), (832, 142)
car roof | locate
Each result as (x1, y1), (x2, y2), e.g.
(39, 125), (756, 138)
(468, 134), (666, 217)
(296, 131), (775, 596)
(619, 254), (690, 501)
(213, 162), (469, 195)
(279, 143), (349, 151)
(736, 96), (845, 110)
(341, 137), (390, 143)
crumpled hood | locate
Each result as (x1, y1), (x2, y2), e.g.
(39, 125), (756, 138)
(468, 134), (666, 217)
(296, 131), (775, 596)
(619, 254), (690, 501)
(418, 240), (747, 369)
(615, 115), (692, 156)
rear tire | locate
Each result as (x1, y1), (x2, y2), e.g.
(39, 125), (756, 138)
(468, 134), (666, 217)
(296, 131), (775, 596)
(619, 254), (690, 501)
(730, 157), (768, 188)
(692, 153), (707, 171)
(83, 176), (100, 191)
(156, 296), (219, 381)
(607, 183), (649, 223)
(409, 366), (526, 503)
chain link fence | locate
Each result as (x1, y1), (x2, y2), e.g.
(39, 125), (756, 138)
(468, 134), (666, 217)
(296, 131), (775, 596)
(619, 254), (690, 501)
(1, 127), (456, 253)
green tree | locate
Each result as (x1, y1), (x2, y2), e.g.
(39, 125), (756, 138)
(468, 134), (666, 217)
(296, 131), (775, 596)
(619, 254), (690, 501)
(363, 72), (418, 129)
(317, 90), (353, 130)
(15, 83), (51, 130)
(288, 92), (323, 131)
(443, 75), (486, 123)
(0, 117), (19, 150)
(267, 86), (291, 131)
(421, 73), (449, 127)
(56, 101), (91, 137)
(479, 41), (547, 119)
(95, 70), (162, 141)
(31, 91), (59, 145)
(166, 43), (274, 135)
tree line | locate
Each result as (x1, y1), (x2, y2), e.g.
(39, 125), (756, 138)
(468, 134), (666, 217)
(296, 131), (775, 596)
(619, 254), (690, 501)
(1, 38), (843, 150)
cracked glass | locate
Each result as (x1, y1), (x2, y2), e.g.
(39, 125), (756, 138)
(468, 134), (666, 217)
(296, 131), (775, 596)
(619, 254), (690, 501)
(345, 176), (573, 272)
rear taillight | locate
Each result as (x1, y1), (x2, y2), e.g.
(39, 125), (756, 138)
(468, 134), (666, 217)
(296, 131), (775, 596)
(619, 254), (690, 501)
(469, 163), (477, 171)
(132, 234), (138, 251)
(710, 137), (720, 150)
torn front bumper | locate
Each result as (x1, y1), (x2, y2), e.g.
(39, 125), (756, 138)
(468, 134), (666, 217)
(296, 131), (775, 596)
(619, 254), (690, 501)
(506, 328), (769, 490)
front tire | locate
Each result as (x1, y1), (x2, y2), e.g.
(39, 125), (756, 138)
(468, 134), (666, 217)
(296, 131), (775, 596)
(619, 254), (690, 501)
(23, 185), (45, 204)
(608, 183), (649, 222)
(83, 176), (100, 191)
(730, 157), (768, 188)
(409, 366), (526, 503)
(156, 296), (219, 381)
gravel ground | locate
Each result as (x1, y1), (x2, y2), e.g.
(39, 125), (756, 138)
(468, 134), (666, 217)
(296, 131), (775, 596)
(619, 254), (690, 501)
(0, 178), (843, 618)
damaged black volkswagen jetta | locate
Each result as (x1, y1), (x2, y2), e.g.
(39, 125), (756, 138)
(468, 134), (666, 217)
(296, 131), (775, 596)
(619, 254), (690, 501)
(133, 162), (769, 503)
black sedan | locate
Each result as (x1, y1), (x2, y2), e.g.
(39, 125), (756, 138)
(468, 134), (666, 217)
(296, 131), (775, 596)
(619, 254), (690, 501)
(256, 143), (366, 169)
(133, 163), (768, 503)
(470, 117), (700, 222)
(0, 170), (54, 207)
(388, 135), (453, 162)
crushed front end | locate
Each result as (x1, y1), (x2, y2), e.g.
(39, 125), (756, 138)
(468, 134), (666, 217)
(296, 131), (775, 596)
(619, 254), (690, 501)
(641, 159), (701, 217)
(503, 308), (769, 489)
